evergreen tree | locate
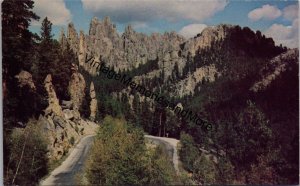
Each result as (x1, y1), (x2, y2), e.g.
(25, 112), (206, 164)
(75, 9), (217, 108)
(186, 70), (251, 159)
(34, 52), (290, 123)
(2, 0), (40, 82)
(40, 17), (53, 43)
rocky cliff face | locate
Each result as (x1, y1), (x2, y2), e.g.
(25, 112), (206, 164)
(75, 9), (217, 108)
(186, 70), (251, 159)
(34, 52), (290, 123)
(170, 64), (220, 97)
(182, 24), (233, 57)
(251, 49), (299, 92)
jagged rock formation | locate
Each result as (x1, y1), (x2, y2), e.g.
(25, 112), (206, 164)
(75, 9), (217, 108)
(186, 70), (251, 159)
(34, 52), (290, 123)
(40, 72), (98, 161)
(64, 17), (294, 119)
(59, 28), (68, 51)
(44, 74), (63, 117)
(62, 18), (241, 101)
(68, 66), (86, 112)
(251, 49), (299, 92)
(89, 82), (97, 121)
(67, 23), (79, 55)
(14, 70), (36, 90)
(65, 16), (185, 74)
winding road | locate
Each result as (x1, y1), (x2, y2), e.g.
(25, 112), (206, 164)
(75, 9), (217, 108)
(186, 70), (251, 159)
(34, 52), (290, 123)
(40, 135), (95, 186)
(40, 134), (180, 185)
(144, 135), (180, 174)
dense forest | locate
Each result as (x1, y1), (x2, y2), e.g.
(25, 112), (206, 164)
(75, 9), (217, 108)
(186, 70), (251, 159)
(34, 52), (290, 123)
(2, 0), (299, 185)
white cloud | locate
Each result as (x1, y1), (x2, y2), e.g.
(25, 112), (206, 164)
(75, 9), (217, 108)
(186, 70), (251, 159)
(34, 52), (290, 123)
(248, 4), (281, 21)
(283, 4), (298, 21)
(264, 18), (298, 48)
(81, 0), (228, 23)
(132, 22), (148, 30)
(33, 0), (72, 25)
(179, 24), (208, 38)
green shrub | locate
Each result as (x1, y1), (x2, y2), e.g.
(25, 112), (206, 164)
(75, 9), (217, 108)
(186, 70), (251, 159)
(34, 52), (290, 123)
(179, 132), (200, 172)
(85, 116), (177, 185)
(192, 155), (216, 185)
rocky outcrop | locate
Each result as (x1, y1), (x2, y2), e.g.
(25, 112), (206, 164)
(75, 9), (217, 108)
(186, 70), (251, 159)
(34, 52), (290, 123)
(66, 17), (185, 74)
(59, 28), (68, 51)
(44, 74), (63, 117)
(39, 72), (98, 161)
(171, 64), (220, 97)
(61, 100), (73, 109)
(89, 82), (97, 121)
(129, 64), (220, 98)
(39, 113), (98, 160)
(68, 70), (86, 112)
(66, 17), (234, 82)
(251, 49), (299, 92)
(15, 70), (36, 90)
(67, 23), (79, 55)
(78, 30), (87, 68)
(182, 24), (233, 57)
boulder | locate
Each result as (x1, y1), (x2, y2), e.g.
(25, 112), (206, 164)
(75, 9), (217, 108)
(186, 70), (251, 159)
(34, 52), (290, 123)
(63, 109), (74, 120)
(53, 115), (66, 129)
(61, 100), (73, 109)
(38, 115), (51, 131)
(15, 70), (36, 90)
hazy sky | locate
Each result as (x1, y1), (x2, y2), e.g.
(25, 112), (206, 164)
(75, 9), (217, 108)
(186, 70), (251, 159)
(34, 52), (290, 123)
(29, 0), (298, 48)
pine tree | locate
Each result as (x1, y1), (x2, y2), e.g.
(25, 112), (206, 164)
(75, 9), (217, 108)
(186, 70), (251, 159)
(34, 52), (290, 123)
(40, 17), (53, 44)
(33, 17), (57, 85)
(2, 0), (40, 83)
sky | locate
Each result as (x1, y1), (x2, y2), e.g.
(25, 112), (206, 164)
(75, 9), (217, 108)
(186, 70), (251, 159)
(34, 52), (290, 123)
(29, 0), (299, 48)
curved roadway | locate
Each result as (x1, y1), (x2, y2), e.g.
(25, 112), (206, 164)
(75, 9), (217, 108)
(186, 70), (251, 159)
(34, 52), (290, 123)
(40, 135), (95, 186)
(144, 135), (180, 174)
(40, 134), (180, 185)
